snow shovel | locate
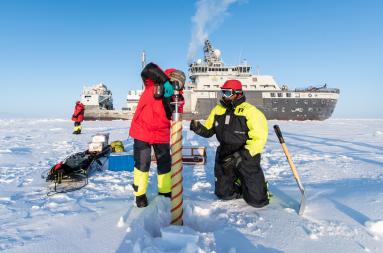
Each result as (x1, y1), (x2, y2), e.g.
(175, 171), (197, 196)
(274, 125), (306, 215)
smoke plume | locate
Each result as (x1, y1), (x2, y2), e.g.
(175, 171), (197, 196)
(187, 0), (241, 63)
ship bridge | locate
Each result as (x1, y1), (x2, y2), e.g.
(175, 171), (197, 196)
(186, 40), (279, 91)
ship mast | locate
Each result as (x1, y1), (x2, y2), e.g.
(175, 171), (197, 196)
(141, 51), (146, 90)
(203, 40), (222, 66)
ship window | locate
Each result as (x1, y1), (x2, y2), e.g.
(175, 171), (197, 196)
(247, 67), (250, 72)
(271, 93), (276, 97)
(85, 95), (91, 98)
(286, 93), (291, 97)
(253, 77), (258, 82)
(278, 93), (283, 97)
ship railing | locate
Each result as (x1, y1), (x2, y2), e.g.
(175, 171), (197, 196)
(294, 88), (340, 93)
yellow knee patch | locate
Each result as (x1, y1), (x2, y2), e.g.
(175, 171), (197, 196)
(133, 168), (149, 196)
(157, 172), (172, 194)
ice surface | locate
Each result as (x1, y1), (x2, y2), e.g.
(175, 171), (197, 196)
(0, 119), (382, 252)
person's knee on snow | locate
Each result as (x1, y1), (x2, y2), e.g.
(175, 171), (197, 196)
(238, 153), (269, 207)
(214, 153), (240, 200)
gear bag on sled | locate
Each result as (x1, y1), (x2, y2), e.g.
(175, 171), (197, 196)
(44, 147), (110, 195)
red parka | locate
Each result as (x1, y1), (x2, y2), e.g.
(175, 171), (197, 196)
(129, 78), (171, 144)
(72, 101), (85, 122)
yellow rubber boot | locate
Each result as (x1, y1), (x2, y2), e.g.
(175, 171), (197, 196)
(157, 171), (172, 195)
(133, 168), (149, 196)
(73, 125), (81, 134)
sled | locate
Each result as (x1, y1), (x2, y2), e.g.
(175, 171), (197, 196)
(43, 147), (110, 195)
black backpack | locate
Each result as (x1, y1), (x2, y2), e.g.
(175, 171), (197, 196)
(46, 151), (94, 182)
(45, 148), (110, 194)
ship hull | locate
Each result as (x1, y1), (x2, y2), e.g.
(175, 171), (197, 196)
(183, 90), (339, 121)
(84, 106), (133, 121)
(85, 90), (339, 121)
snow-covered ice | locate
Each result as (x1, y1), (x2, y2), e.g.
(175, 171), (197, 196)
(0, 118), (382, 252)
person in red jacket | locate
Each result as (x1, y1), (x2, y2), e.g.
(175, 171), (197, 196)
(129, 63), (186, 207)
(72, 101), (85, 134)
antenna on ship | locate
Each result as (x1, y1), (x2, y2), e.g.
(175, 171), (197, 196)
(141, 51), (146, 90)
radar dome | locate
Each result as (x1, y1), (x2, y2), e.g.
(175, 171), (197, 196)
(196, 59), (202, 65)
(213, 49), (221, 58)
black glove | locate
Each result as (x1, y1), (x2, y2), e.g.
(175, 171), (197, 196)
(162, 97), (173, 120)
(190, 120), (200, 132)
(221, 152), (242, 171)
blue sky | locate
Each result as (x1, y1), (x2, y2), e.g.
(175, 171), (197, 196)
(0, 0), (382, 118)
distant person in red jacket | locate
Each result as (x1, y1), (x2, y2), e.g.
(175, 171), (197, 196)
(129, 63), (185, 208)
(72, 101), (85, 134)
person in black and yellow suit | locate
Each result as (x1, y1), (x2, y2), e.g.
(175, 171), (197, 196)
(190, 79), (269, 208)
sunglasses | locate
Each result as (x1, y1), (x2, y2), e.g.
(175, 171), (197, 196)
(221, 89), (234, 97)
(222, 88), (245, 98)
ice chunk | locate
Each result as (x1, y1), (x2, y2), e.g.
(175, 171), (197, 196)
(160, 225), (199, 247)
(365, 220), (383, 238)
